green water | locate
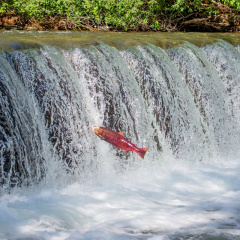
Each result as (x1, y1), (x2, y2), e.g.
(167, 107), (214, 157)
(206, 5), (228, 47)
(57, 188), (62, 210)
(1, 30), (240, 51)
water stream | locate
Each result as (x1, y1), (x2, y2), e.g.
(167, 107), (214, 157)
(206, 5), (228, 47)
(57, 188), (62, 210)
(0, 31), (240, 239)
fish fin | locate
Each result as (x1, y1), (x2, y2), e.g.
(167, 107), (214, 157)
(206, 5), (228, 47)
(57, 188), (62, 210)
(136, 147), (148, 159)
(118, 131), (125, 137)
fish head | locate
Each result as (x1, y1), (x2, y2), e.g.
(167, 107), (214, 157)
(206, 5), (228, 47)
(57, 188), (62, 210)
(91, 126), (103, 137)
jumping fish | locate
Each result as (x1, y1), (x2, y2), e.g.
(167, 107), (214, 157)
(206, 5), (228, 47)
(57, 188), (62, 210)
(91, 126), (148, 159)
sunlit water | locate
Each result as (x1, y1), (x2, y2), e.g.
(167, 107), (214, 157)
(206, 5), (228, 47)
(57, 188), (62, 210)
(0, 31), (240, 239)
(1, 159), (240, 240)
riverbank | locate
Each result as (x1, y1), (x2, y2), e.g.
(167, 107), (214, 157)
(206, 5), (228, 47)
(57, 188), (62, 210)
(0, 1), (240, 32)
(0, 13), (240, 32)
(1, 13), (240, 32)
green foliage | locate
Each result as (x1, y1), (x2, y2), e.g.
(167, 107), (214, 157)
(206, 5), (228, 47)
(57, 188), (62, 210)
(7, 0), (167, 30)
(0, 3), (9, 14)
(13, 0), (74, 18)
(0, 0), (13, 14)
(220, 0), (240, 10)
(0, 0), (239, 30)
(166, 0), (210, 18)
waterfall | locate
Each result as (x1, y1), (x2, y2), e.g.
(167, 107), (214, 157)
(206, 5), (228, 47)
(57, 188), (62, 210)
(1, 37), (240, 190)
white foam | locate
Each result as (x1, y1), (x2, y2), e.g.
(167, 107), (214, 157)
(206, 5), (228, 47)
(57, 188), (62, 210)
(1, 158), (240, 239)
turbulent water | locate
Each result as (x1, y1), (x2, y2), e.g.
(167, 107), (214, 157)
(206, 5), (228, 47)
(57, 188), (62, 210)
(0, 31), (240, 239)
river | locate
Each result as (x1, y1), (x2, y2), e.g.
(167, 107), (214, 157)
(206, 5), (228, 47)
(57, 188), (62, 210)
(0, 31), (240, 239)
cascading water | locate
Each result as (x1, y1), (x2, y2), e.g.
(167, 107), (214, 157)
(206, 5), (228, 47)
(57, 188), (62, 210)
(0, 32), (240, 239)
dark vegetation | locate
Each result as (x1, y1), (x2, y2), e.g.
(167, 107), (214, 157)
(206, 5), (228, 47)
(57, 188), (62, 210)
(0, 0), (240, 32)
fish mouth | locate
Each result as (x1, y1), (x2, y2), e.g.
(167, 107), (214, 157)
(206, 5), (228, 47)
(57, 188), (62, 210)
(91, 126), (101, 135)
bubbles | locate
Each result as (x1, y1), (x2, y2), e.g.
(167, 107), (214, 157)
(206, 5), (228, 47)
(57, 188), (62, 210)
(1, 159), (240, 239)
(1, 39), (240, 189)
(0, 36), (240, 239)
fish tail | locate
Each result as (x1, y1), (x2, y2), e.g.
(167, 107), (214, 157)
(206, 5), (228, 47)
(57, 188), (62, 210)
(136, 147), (148, 159)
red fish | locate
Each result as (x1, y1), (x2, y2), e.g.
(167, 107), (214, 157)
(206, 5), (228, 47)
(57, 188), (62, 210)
(91, 126), (148, 159)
